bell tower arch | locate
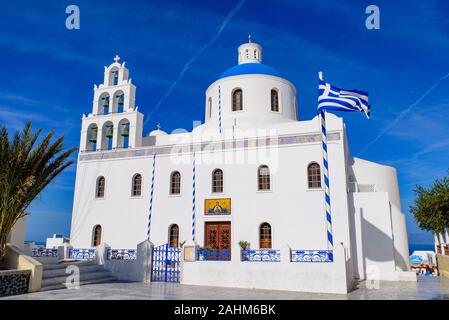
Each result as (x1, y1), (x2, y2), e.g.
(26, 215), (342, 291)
(80, 55), (143, 152)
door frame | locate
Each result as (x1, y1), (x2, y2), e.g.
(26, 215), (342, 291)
(204, 221), (231, 250)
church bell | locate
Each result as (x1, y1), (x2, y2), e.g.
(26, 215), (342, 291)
(121, 123), (129, 136)
(117, 94), (124, 105)
(102, 97), (109, 108)
(89, 128), (98, 142)
(106, 125), (113, 138)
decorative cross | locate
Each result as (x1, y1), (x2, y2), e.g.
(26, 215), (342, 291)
(114, 55), (120, 63)
(156, 123), (161, 130)
(248, 34), (252, 43)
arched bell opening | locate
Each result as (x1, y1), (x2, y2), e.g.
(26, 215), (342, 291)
(113, 90), (125, 113)
(117, 119), (130, 149)
(98, 92), (110, 115)
(108, 67), (119, 86)
(86, 124), (98, 151)
(101, 121), (114, 150)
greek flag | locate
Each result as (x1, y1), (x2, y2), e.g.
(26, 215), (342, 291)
(318, 72), (371, 118)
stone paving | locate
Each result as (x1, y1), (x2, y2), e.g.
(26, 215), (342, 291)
(2, 276), (449, 300)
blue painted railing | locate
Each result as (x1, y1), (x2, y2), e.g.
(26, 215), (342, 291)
(290, 250), (333, 262)
(241, 249), (281, 262)
(198, 248), (231, 261)
(31, 248), (58, 257)
(107, 249), (137, 260)
(69, 248), (97, 260)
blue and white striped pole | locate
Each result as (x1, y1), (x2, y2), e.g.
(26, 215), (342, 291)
(191, 152), (196, 241)
(320, 110), (334, 261)
(218, 85), (222, 134)
(147, 152), (156, 240)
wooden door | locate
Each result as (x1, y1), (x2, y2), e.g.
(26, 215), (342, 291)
(205, 222), (231, 250)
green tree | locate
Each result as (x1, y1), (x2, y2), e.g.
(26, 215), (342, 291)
(0, 122), (76, 263)
(410, 172), (449, 234)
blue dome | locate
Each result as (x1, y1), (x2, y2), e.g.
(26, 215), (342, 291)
(218, 63), (281, 80)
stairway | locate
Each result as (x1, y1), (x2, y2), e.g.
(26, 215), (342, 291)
(40, 261), (117, 291)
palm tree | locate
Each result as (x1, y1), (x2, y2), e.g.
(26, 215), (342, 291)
(0, 122), (76, 264)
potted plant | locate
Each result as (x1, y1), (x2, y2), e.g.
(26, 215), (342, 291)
(239, 241), (250, 261)
(238, 241), (249, 250)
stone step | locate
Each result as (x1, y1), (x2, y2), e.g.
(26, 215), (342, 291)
(42, 261), (96, 271)
(41, 269), (113, 287)
(40, 276), (117, 291)
(43, 264), (105, 279)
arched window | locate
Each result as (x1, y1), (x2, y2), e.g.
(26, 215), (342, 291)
(170, 171), (181, 194)
(96, 176), (105, 198)
(271, 89), (279, 112)
(212, 169), (223, 193)
(259, 223), (272, 249)
(169, 224), (179, 247)
(132, 174), (142, 197)
(258, 165), (270, 191)
(92, 225), (102, 246)
(232, 89), (243, 111)
(208, 97), (212, 118)
(307, 163), (322, 189)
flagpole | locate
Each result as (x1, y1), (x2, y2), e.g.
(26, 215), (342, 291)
(319, 95), (334, 262)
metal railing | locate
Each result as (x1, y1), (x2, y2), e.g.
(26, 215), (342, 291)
(290, 250), (333, 262)
(68, 248), (97, 260)
(107, 249), (137, 260)
(31, 248), (58, 257)
(241, 249), (281, 262)
(198, 248), (231, 261)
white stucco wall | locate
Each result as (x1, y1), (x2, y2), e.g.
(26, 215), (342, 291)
(71, 115), (347, 252)
(349, 157), (411, 277)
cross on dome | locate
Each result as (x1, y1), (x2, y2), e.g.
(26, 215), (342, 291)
(248, 34), (252, 43)
(114, 55), (120, 63)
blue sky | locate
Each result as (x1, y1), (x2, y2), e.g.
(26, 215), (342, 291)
(1, 0), (448, 243)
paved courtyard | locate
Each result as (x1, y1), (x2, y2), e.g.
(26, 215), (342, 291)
(3, 277), (449, 300)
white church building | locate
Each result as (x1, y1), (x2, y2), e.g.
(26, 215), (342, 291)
(69, 39), (415, 294)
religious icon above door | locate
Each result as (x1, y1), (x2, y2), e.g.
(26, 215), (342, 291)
(204, 198), (231, 215)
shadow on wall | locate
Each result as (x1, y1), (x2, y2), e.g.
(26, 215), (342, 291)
(360, 212), (408, 272)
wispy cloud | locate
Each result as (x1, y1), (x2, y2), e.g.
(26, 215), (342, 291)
(144, 0), (247, 124)
(0, 91), (71, 114)
(360, 71), (449, 154)
(0, 107), (76, 134)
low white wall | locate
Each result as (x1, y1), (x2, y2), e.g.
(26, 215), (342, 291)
(181, 244), (351, 294)
(103, 240), (153, 282)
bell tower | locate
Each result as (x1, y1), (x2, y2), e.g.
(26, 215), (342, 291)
(80, 55), (143, 152)
(238, 35), (262, 64)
